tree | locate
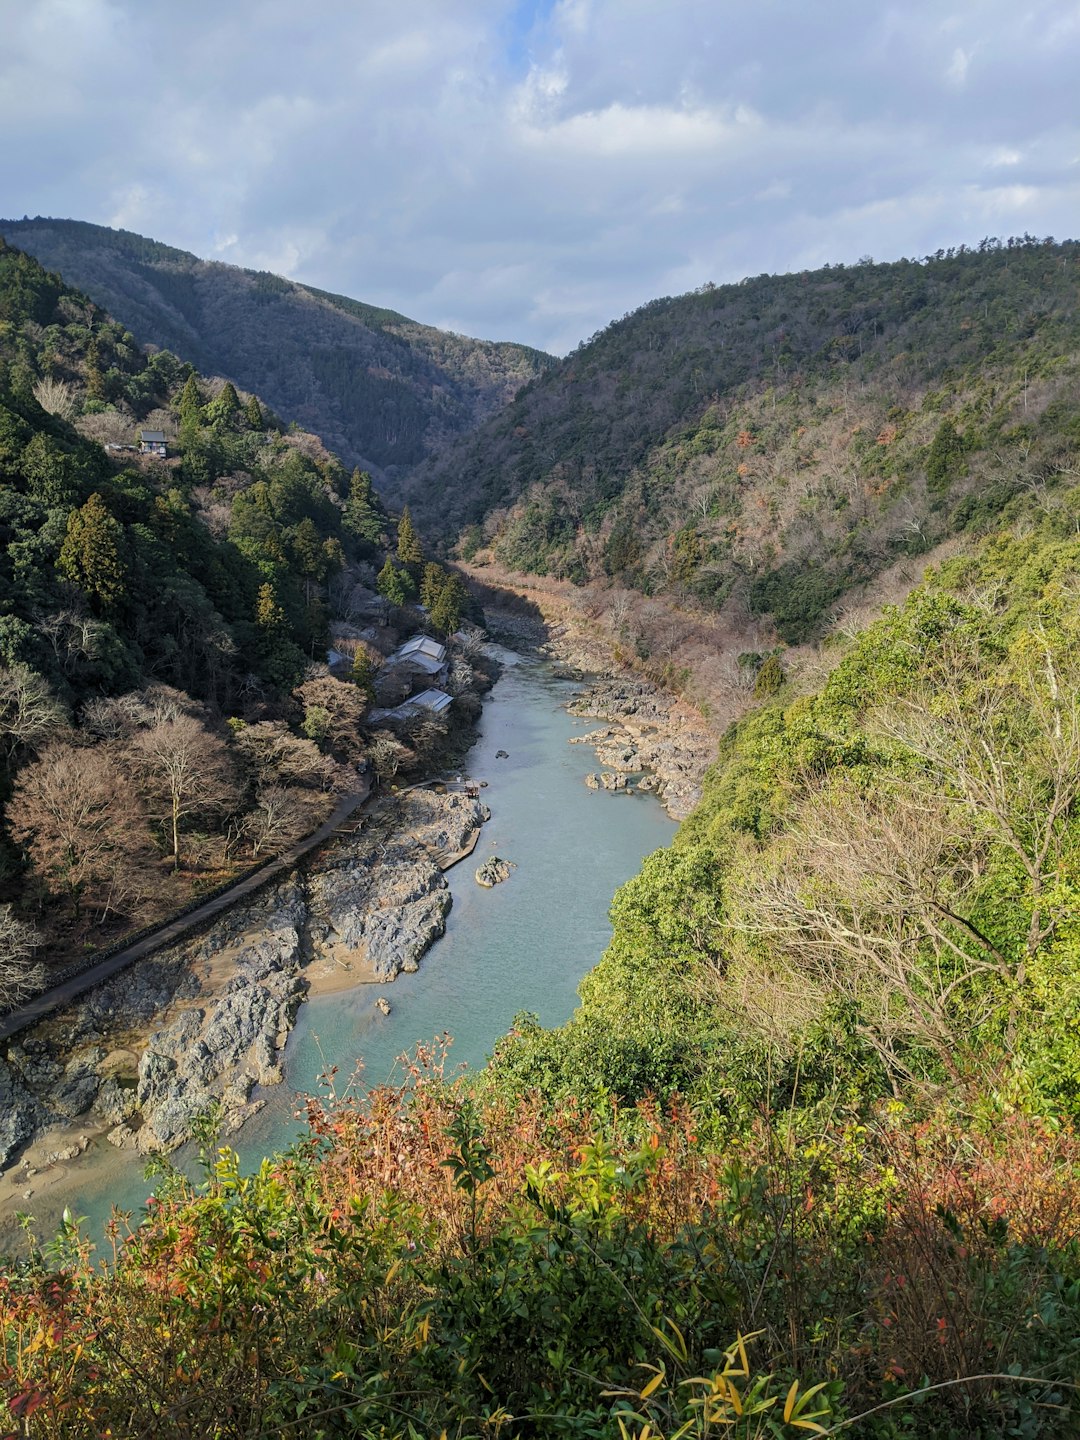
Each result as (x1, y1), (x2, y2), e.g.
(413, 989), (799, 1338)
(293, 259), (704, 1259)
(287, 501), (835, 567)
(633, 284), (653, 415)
(242, 785), (318, 858)
(343, 469), (384, 544)
(0, 905), (45, 1012)
(244, 394), (264, 429)
(396, 506), (423, 566)
(376, 558), (412, 606)
(430, 572), (467, 636)
(350, 647), (377, 702)
(9, 742), (153, 918)
(294, 670), (366, 758)
(290, 517), (325, 578)
(232, 720), (344, 791)
(730, 780), (1009, 1086)
(753, 652), (784, 697)
(176, 374), (203, 425)
(58, 492), (127, 612)
(206, 380), (241, 428)
(132, 715), (239, 868)
(421, 562), (446, 609)
(254, 582), (304, 689)
(0, 665), (67, 770)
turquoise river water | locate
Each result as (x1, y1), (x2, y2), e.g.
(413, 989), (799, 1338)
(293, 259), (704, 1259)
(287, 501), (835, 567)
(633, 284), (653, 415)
(20, 650), (676, 1247)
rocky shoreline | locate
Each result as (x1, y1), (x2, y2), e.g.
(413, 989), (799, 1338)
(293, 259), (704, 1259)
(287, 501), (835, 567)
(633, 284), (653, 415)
(480, 600), (714, 821)
(0, 788), (488, 1198)
(564, 678), (713, 819)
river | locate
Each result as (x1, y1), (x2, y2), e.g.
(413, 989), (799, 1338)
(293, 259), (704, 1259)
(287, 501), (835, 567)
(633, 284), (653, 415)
(15, 651), (676, 1248)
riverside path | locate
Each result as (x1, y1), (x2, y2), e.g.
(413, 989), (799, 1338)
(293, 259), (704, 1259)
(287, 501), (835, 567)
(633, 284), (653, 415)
(0, 779), (372, 1045)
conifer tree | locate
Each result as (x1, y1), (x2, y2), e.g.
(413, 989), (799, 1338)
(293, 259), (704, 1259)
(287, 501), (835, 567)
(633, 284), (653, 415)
(430, 572), (467, 636)
(206, 380), (240, 427)
(83, 339), (105, 402)
(254, 582), (302, 688)
(396, 506), (423, 567)
(420, 561), (445, 609)
(244, 394), (264, 429)
(350, 648), (376, 702)
(58, 492), (126, 612)
(177, 374), (203, 424)
(290, 517), (324, 578)
(343, 469), (383, 544)
(376, 557), (410, 606)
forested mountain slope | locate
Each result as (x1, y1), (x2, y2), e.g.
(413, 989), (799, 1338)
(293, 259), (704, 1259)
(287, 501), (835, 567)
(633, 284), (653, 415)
(0, 237), (473, 992)
(403, 236), (1080, 643)
(0, 217), (554, 478)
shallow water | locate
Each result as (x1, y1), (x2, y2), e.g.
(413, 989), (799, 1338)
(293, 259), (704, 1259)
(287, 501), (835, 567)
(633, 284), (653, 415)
(15, 653), (676, 1247)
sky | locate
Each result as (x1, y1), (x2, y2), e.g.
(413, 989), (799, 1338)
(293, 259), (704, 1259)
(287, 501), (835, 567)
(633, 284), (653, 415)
(3, 0), (1080, 355)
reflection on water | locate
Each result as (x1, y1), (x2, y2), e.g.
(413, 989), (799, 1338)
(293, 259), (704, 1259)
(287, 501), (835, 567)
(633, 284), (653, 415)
(15, 653), (676, 1247)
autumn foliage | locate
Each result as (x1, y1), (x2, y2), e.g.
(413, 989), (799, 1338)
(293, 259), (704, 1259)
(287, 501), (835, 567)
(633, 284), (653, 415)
(1, 1050), (1079, 1437)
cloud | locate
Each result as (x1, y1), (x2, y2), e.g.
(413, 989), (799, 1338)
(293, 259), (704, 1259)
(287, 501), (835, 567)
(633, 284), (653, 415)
(2, 0), (1079, 353)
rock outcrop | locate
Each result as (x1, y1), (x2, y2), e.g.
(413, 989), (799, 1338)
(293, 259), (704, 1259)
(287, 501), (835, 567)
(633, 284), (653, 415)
(475, 857), (514, 887)
(0, 790), (490, 1167)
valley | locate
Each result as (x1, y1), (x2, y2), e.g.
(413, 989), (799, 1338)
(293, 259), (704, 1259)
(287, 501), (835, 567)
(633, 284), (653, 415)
(2, 224), (1080, 1437)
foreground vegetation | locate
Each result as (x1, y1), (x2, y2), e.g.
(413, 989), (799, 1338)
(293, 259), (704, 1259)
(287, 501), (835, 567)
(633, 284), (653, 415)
(1, 1054), (1077, 1437)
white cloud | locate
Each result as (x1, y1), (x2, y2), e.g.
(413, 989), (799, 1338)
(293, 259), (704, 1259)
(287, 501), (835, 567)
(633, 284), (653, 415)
(946, 46), (971, 85)
(1, 0), (1079, 353)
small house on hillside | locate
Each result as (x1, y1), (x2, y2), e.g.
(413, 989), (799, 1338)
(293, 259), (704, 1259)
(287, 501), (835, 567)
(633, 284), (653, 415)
(409, 688), (453, 716)
(367, 688), (454, 727)
(383, 633), (448, 682)
(139, 429), (167, 458)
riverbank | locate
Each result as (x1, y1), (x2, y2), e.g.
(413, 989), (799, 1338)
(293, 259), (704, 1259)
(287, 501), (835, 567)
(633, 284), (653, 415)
(476, 586), (714, 820)
(0, 786), (489, 1215)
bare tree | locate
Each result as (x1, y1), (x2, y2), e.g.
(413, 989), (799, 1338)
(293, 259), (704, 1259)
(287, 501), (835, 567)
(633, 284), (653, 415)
(132, 716), (239, 868)
(294, 669), (367, 758)
(0, 665), (67, 768)
(242, 785), (322, 858)
(0, 906), (45, 1012)
(367, 731), (411, 781)
(880, 634), (1080, 966)
(9, 743), (154, 919)
(32, 376), (76, 421)
(728, 780), (1008, 1085)
(233, 720), (345, 792)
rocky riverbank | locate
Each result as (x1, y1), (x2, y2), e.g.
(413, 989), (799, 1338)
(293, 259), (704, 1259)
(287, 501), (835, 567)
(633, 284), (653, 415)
(475, 587), (713, 820)
(0, 788), (488, 1196)
(564, 677), (713, 819)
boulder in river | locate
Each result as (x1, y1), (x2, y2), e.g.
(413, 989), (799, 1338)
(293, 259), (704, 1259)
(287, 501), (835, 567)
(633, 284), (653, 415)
(600, 771), (627, 791)
(475, 857), (514, 887)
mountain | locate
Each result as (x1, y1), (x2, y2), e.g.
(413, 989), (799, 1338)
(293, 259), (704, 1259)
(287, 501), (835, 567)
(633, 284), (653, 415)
(399, 235), (1080, 642)
(0, 217), (554, 479)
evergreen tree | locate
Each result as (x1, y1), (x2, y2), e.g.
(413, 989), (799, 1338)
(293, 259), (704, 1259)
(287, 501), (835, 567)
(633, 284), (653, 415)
(396, 506), (423, 567)
(753, 651), (784, 697)
(254, 582), (302, 688)
(177, 374), (203, 424)
(206, 380), (240, 427)
(244, 394), (263, 429)
(430, 572), (467, 636)
(84, 339), (105, 402)
(343, 469), (383, 544)
(290, 517), (324, 578)
(58, 492), (126, 612)
(376, 557), (411, 606)
(420, 561), (445, 609)
(350, 648), (376, 702)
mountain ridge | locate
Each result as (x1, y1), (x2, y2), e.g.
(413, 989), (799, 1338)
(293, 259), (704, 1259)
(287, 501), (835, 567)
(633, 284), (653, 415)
(0, 216), (554, 480)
